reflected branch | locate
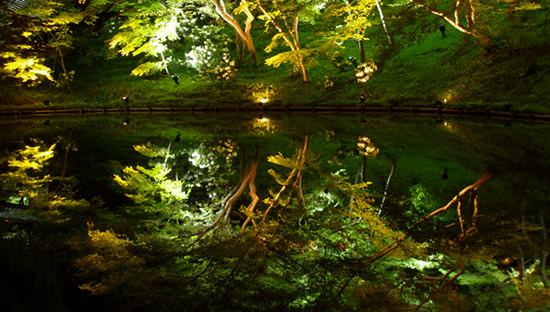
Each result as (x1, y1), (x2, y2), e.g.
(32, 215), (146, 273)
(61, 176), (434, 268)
(414, 263), (465, 311)
(259, 135), (309, 228)
(369, 171), (492, 264)
(185, 148), (260, 238)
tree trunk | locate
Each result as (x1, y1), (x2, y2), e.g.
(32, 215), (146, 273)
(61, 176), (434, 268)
(256, 1), (308, 82)
(359, 40), (366, 63)
(374, 0), (392, 45)
(235, 33), (244, 66)
(210, 0), (258, 66)
(361, 155), (367, 183)
(344, 0), (367, 63)
(297, 54), (308, 83)
(241, 0), (258, 66)
(56, 46), (70, 91)
(290, 16), (309, 83)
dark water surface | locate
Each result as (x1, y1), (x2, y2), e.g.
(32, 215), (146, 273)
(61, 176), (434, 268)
(1, 113), (549, 311)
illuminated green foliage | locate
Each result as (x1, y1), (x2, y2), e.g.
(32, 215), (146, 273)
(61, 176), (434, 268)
(257, 0), (327, 82)
(108, 0), (184, 76)
(74, 222), (145, 295)
(113, 143), (190, 215)
(402, 183), (438, 225)
(0, 140), (56, 200)
(0, 54), (54, 84)
(186, 30), (237, 80)
(0, 0), (114, 87)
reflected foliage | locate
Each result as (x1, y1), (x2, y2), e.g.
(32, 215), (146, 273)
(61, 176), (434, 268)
(1, 121), (549, 311)
(0, 139), (56, 201)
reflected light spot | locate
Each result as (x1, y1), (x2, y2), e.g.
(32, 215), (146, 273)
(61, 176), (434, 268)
(251, 116), (276, 134)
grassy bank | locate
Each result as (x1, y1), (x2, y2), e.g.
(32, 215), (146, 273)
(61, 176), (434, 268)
(1, 26), (549, 113)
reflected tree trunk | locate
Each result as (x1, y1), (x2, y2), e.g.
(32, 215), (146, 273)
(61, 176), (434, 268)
(185, 148), (259, 238)
(54, 131), (72, 193)
(518, 246), (525, 280)
(241, 149), (260, 231)
(361, 155), (367, 183)
(379, 158), (396, 215)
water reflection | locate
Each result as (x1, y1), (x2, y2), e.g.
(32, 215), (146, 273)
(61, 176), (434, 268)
(251, 115), (277, 135)
(1, 114), (549, 311)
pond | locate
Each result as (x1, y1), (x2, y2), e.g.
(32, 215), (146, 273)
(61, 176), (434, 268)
(1, 112), (549, 311)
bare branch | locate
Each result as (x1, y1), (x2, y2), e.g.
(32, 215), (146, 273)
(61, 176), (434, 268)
(410, 0), (490, 43)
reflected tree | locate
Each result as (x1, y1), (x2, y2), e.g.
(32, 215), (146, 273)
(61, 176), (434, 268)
(0, 139), (56, 206)
(3, 132), (548, 312)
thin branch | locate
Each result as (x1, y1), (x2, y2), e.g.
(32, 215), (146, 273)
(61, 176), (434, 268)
(333, 274), (356, 302)
(420, 267), (457, 282)
(472, 192), (480, 220)
(256, 0), (308, 82)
